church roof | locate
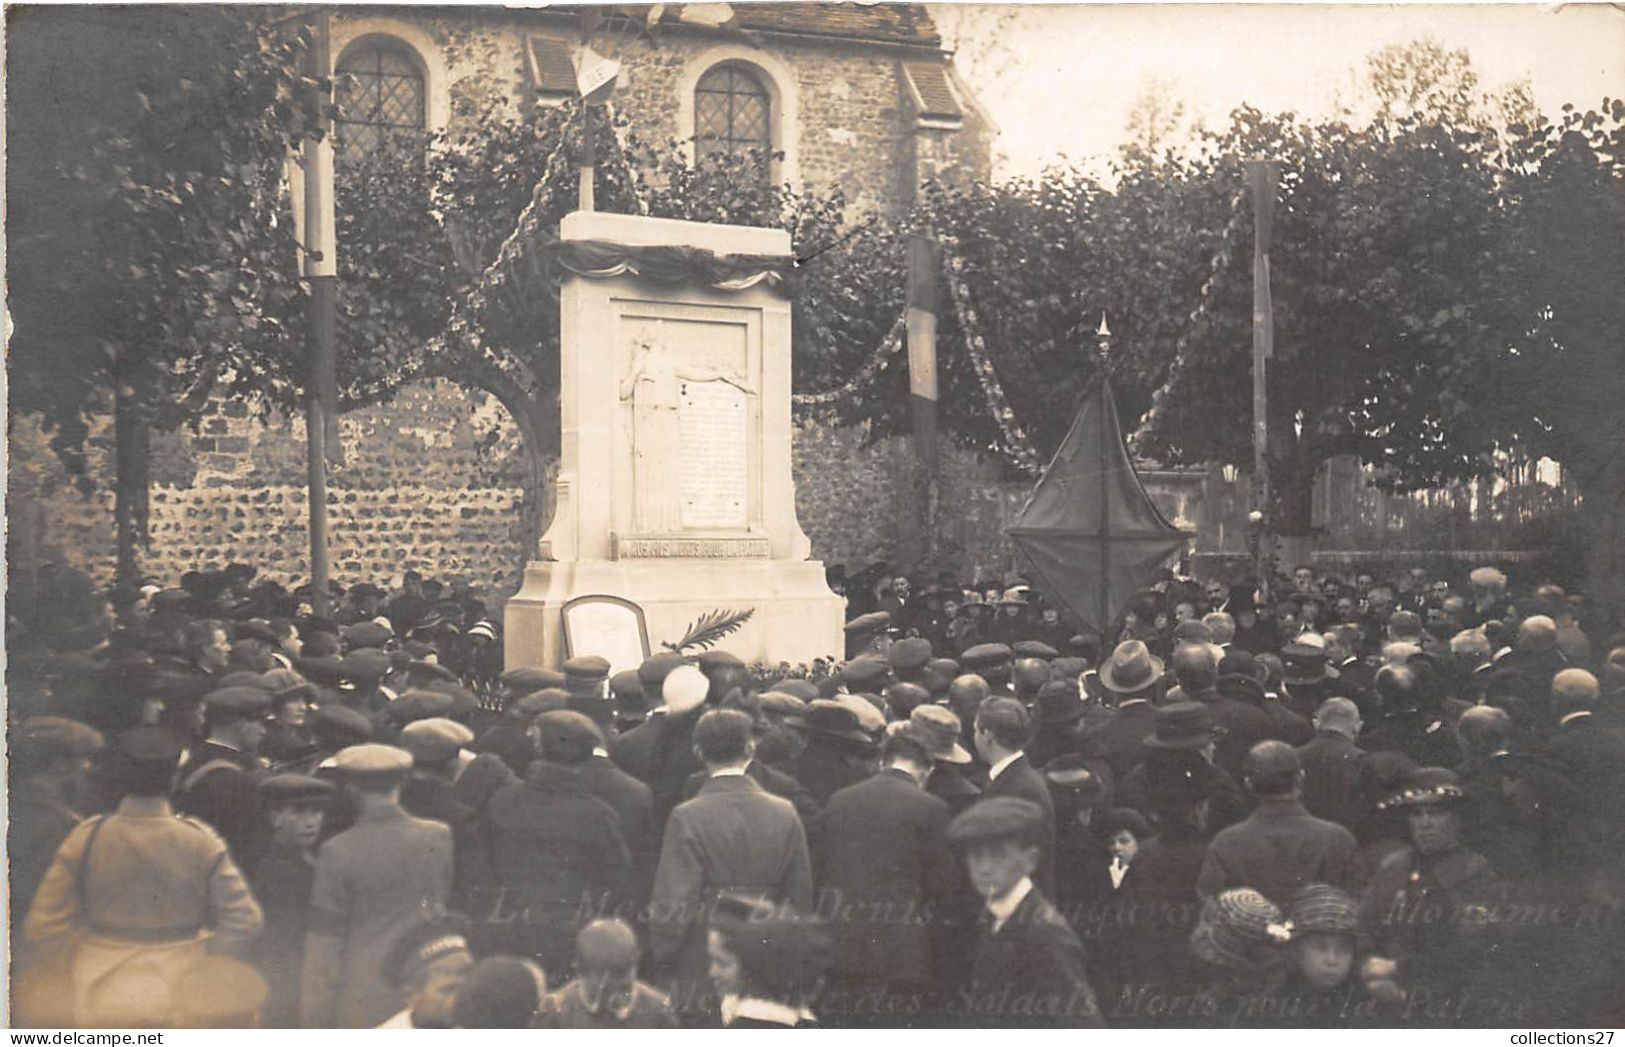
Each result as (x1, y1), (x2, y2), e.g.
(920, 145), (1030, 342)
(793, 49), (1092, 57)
(720, 3), (942, 47)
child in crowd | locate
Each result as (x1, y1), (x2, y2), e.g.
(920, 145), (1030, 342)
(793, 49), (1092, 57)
(537, 919), (678, 1029)
(1099, 807), (1151, 891)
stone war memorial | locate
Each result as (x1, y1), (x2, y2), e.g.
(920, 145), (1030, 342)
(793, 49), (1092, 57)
(505, 211), (845, 672)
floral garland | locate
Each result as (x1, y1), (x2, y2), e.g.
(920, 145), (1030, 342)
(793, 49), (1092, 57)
(1127, 186), (1250, 455)
(791, 314), (905, 406)
(941, 238), (1044, 475)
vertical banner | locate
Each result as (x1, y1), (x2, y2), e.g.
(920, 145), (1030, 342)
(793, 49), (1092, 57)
(906, 232), (941, 473)
(1245, 159), (1279, 604)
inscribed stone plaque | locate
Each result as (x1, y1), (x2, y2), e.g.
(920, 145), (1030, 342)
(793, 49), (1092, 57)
(561, 596), (649, 677)
(678, 379), (749, 530)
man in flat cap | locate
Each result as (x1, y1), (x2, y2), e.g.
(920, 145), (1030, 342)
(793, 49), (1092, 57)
(482, 710), (635, 979)
(650, 709), (812, 1012)
(974, 697), (1057, 900)
(888, 636), (934, 685)
(810, 729), (966, 1023)
(9, 717), (104, 940)
(301, 744), (453, 1028)
(22, 727), (264, 1027)
(962, 643), (1016, 697)
(176, 685), (271, 866)
(946, 798), (1101, 1028)
(250, 774), (336, 1027)
(398, 718), (491, 910)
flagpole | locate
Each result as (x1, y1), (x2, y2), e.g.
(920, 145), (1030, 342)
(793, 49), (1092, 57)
(1096, 314), (1112, 638)
(303, 12), (336, 620)
(906, 232), (942, 560)
(1244, 159), (1278, 607)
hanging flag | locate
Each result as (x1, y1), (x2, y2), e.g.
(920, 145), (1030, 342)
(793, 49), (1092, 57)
(906, 233), (941, 471)
(575, 44), (620, 105)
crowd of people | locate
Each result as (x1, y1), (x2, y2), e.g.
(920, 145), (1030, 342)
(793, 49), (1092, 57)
(8, 558), (1625, 1028)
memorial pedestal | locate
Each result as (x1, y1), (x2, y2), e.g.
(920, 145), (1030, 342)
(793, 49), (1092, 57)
(504, 212), (844, 671)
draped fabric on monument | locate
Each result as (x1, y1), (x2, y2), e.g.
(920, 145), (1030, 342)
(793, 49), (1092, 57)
(1007, 375), (1190, 635)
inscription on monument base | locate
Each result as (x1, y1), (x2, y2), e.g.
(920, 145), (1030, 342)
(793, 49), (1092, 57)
(679, 379), (750, 530)
(615, 535), (771, 559)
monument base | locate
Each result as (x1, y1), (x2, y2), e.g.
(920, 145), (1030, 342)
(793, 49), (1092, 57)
(504, 557), (845, 671)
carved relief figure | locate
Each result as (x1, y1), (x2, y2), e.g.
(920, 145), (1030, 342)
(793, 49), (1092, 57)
(620, 335), (682, 533)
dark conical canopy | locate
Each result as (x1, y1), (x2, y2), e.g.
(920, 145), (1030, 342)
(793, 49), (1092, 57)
(1007, 375), (1191, 635)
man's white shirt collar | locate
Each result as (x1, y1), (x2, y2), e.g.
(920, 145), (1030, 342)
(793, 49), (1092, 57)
(986, 876), (1034, 933)
(710, 766), (749, 778)
(988, 751), (1022, 782)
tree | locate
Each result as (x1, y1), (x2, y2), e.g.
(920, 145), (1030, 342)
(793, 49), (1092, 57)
(1487, 101), (1625, 620)
(1130, 45), (1526, 551)
(7, 8), (318, 590)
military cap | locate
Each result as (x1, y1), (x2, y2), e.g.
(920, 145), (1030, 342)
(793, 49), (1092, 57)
(386, 688), (456, 725)
(501, 667), (566, 697)
(840, 654), (891, 689)
(637, 652), (687, 688)
(204, 686), (273, 721)
(609, 670), (645, 704)
(18, 716), (105, 759)
(904, 704), (971, 764)
(696, 650), (746, 674)
(398, 717), (476, 767)
(843, 611), (892, 638)
(1011, 640), (1060, 660)
(1377, 766), (1465, 810)
(1288, 884), (1360, 936)
(961, 642), (1013, 667)
(342, 621), (394, 651)
(327, 743), (413, 777)
(309, 704), (373, 745)
(887, 637), (934, 673)
(759, 691), (808, 718)
(513, 687), (571, 721)
(774, 679), (821, 702)
(383, 915), (472, 989)
(837, 693), (888, 735)
(562, 654), (611, 681)
(946, 797), (1047, 848)
(257, 773), (337, 808)
(115, 725), (186, 766)
(341, 649), (394, 684)
(1042, 753), (1113, 807)
(535, 709), (604, 750)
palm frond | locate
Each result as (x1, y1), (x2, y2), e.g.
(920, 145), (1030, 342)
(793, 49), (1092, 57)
(661, 607), (755, 653)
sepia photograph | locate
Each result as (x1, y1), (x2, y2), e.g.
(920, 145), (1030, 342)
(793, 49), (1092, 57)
(5, 0), (1624, 1032)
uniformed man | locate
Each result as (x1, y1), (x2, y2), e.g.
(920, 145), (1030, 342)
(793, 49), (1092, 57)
(176, 685), (271, 865)
(249, 773), (336, 1028)
(945, 797), (1101, 1028)
(300, 744), (453, 1028)
(22, 726), (264, 1027)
